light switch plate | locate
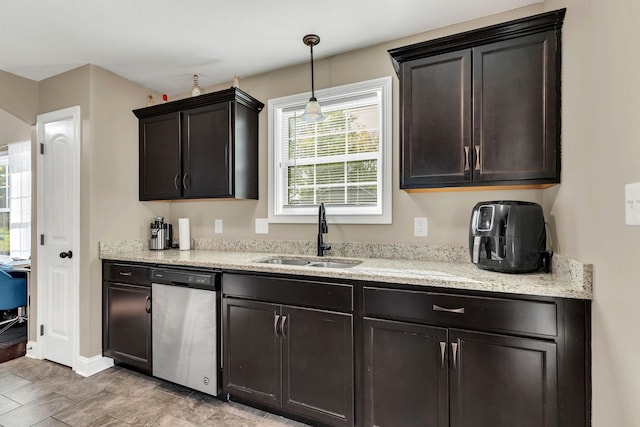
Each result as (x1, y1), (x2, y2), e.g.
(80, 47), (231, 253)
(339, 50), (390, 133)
(255, 218), (269, 234)
(414, 217), (428, 237)
(625, 182), (640, 226)
(214, 219), (223, 234)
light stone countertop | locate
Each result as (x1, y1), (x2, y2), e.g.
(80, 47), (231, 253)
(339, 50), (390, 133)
(99, 239), (593, 300)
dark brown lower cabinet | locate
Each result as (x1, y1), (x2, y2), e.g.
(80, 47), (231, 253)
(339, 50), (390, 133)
(103, 282), (152, 373)
(364, 319), (558, 427)
(224, 297), (354, 427)
(223, 299), (281, 407)
(364, 318), (448, 427)
(449, 329), (557, 427)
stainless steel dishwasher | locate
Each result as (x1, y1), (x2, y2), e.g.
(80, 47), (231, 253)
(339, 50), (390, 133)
(151, 268), (220, 396)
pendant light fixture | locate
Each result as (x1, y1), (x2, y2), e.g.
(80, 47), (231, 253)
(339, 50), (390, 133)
(300, 34), (325, 122)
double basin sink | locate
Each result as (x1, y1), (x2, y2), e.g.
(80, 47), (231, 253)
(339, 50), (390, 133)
(255, 256), (361, 269)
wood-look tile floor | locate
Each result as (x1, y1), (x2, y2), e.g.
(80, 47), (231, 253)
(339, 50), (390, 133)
(0, 357), (309, 427)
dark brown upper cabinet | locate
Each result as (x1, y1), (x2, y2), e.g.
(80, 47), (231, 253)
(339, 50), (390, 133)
(133, 88), (264, 201)
(389, 9), (565, 190)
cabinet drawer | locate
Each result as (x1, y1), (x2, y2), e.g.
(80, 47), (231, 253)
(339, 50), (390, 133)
(104, 263), (150, 286)
(224, 273), (353, 312)
(363, 287), (557, 337)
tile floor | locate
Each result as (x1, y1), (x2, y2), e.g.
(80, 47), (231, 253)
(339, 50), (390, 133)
(0, 357), (309, 427)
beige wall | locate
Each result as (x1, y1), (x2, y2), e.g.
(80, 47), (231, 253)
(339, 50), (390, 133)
(167, 5), (545, 246)
(2, 0), (639, 424)
(87, 66), (169, 354)
(543, 0), (640, 426)
(0, 70), (38, 125)
(0, 109), (31, 145)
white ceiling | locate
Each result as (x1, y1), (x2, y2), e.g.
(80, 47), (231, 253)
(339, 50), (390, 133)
(0, 0), (541, 95)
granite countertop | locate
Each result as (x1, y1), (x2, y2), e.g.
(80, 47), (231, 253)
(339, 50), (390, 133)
(99, 239), (593, 300)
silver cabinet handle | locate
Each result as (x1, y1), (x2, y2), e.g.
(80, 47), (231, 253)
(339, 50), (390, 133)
(174, 174), (180, 190)
(281, 315), (288, 339)
(451, 342), (459, 370)
(182, 173), (190, 189)
(119, 271), (132, 277)
(274, 313), (280, 338)
(433, 304), (465, 314)
(440, 341), (446, 369)
(144, 296), (151, 314)
(464, 146), (470, 171)
(474, 145), (480, 171)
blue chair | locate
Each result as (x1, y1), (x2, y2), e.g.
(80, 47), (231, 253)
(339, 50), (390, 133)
(0, 268), (27, 335)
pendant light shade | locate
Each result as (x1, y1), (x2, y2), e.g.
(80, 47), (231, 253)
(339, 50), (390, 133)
(300, 34), (325, 122)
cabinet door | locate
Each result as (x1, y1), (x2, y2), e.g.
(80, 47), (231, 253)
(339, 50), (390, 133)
(103, 283), (151, 373)
(139, 112), (181, 200)
(449, 329), (558, 427)
(182, 103), (232, 198)
(281, 306), (354, 427)
(400, 49), (472, 188)
(222, 298), (281, 408)
(473, 31), (559, 183)
(364, 318), (448, 427)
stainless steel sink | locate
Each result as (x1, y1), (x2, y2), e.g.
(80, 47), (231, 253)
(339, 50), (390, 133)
(255, 257), (361, 269)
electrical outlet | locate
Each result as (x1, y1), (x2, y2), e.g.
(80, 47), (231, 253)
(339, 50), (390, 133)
(255, 218), (269, 234)
(414, 217), (428, 237)
(214, 219), (223, 234)
(625, 182), (640, 226)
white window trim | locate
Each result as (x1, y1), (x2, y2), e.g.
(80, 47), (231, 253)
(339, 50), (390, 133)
(267, 76), (392, 224)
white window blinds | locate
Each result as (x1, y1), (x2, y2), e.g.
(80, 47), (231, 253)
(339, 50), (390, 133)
(268, 77), (392, 224)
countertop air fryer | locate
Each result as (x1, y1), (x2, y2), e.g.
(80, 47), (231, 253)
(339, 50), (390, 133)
(469, 201), (551, 273)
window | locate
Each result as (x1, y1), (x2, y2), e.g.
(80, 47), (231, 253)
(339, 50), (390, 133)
(268, 77), (392, 224)
(0, 141), (31, 260)
(0, 153), (8, 255)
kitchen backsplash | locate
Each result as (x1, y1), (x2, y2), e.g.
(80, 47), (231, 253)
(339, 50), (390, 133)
(99, 238), (468, 262)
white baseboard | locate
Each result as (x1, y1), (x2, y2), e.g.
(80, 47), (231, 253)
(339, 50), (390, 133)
(74, 355), (114, 377)
(25, 341), (41, 359)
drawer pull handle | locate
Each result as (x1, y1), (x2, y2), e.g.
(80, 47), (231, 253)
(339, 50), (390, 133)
(433, 304), (465, 314)
(439, 341), (446, 369)
(451, 342), (459, 370)
(119, 272), (132, 276)
(144, 296), (151, 313)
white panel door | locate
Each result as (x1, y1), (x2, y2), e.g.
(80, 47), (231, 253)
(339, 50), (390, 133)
(37, 106), (80, 368)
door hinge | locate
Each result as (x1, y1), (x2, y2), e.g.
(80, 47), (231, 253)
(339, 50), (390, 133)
(40, 234), (45, 245)
(40, 325), (44, 336)
(40, 143), (44, 154)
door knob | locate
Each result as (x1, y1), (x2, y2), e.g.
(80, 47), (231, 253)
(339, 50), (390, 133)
(59, 250), (73, 259)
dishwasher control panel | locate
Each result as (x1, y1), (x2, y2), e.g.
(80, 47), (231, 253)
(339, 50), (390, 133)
(151, 269), (216, 290)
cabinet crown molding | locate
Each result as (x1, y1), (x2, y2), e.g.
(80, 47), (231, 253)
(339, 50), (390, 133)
(388, 8), (566, 75)
(133, 87), (264, 119)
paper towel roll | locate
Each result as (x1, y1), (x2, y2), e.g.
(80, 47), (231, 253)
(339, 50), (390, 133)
(178, 218), (190, 250)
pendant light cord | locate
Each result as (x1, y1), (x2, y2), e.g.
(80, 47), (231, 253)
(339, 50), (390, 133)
(310, 43), (316, 100)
